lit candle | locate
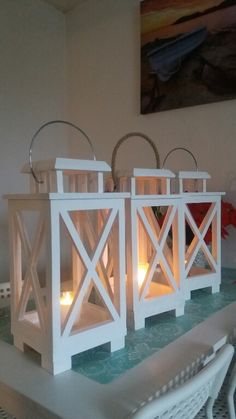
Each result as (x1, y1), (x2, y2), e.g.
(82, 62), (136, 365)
(60, 291), (73, 306)
(137, 263), (149, 287)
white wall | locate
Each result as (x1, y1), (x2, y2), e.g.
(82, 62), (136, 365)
(66, 0), (236, 268)
(1, 0), (236, 282)
(0, 0), (66, 282)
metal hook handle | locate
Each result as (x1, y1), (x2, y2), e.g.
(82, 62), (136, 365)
(111, 132), (160, 190)
(162, 147), (198, 170)
(29, 120), (96, 184)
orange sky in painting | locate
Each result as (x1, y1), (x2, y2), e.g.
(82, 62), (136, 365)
(141, 0), (225, 14)
(141, 6), (236, 45)
(141, 0), (225, 35)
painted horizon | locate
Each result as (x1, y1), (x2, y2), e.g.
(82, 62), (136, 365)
(141, 0), (236, 113)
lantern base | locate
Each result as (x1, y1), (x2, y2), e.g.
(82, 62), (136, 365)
(127, 298), (185, 331)
(42, 354), (72, 375)
(12, 306), (127, 375)
(184, 271), (221, 300)
(110, 336), (125, 352)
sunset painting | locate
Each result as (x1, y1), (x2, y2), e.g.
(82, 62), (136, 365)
(141, 0), (236, 113)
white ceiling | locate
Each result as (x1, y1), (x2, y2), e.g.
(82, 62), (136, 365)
(42, 0), (80, 13)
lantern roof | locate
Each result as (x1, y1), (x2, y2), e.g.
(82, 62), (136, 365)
(133, 168), (175, 178)
(117, 168), (175, 179)
(22, 158), (111, 175)
(178, 171), (211, 179)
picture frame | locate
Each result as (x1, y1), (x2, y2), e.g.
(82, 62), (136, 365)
(141, 0), (236, 114)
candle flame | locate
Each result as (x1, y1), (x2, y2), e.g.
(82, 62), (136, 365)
(138, 263), (149, 287)
(60, 291), (73, 306)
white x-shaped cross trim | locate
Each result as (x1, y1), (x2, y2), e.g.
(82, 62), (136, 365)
(137, 205), (178, 301)
(15, 212), (46, 332)
(184, 203), (217, 275)
(60, 208), (120, 337)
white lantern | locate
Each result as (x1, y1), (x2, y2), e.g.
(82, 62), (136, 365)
(5, 122), (127, 374)
(163, 147), (223, 300)
(178, 170), (223, 299)
(111, 134), (185, 330)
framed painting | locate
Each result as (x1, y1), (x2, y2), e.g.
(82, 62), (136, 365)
(141, 0), (236, 114)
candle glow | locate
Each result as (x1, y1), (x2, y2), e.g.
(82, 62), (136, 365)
(138, 263), (149, 287)
(60, 291), (74, 306)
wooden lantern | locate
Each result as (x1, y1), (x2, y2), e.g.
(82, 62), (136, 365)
(118, 168), (185, 330)
(5, 124), (127, 374)
(177, 170), (223, 299)
(162, 147), (223, 299)
(111, 134), (185, 331)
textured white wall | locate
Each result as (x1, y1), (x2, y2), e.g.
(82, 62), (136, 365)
(66, 0), (236, 268)
(0, 0), (66, 282)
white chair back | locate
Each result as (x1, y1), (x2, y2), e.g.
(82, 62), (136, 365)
(131, 344), (234, 419)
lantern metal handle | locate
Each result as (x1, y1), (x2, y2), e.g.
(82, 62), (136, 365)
(111, 132), (160, 190)
(29, 120), (96, 184)
(162, 147), (198, 171)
